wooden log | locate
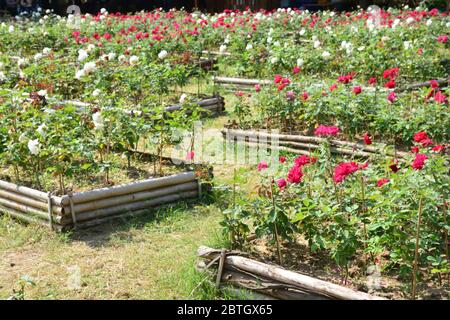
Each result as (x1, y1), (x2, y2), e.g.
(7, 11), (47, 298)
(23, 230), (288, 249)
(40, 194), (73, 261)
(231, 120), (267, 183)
(222, 269), (329, 300)
(0, 180), (63, 205)
(222, 129), (407, 158)
(0, 188), (63, 215)
(60, 172), (196, 205)
(202, 50), (231, 57)
(0, 204), (55, 228)
(243, 141), (311, 156)
(61, 190), (198, 225)
(396, 78), (449, 92)
(63, 181), (198, 215)
(198, 246), (387, 300)
(62, 192), (199, 229)
(219, 285), (276, 300)
(0, 197), (62, 224)
(213, 76), (272, 86)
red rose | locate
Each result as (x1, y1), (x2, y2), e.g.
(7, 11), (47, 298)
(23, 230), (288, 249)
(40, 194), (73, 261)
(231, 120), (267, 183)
(429, 80), (439, 89)
(314, 125), (340, 137)
(277, 178), (287, 189)
(437, 35), (448, 43)
(413, 131), (429, 143)
(377, 179), (390, 187)
(329, 84), (338, 92)
(333, 162), (360, 184)
(353, 86), (362, 94)
(287, 165), (303, 184)
(387, 91), (396, 103)
(279, 156), (286, 163)
(368, 77), (377, 85)
(302, 92), (309, 100)
(363, 133), (372, 145)
(384, 79), (396, 88)
(433, 91), (447, 104)
(293, 66), (301, 74)
(432, 145), (444, 152)
(186, 151), (195, 160)
(274, 74), (282, 84)
(257, 161), (268, 171)
(294, 155), (316, 167)
(412, 154), (427, 170)
(389, 162), (399, 173)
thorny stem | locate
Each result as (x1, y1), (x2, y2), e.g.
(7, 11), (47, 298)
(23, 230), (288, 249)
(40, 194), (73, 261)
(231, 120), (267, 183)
(360, 173), (369, 263)
(412, 196), (424, 300)
(269, 177), (283, 266)
(443, 200), (449, 285)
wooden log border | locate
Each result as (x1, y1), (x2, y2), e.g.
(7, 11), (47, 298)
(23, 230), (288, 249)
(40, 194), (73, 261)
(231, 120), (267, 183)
(221, 128), (408, 159)
(198, 246), (387, 300)
(0, 171), (203, 232)
(213, 76), (448, 93)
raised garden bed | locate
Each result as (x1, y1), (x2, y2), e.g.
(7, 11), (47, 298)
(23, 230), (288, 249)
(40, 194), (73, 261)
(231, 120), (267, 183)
(0, 170), (205, 232)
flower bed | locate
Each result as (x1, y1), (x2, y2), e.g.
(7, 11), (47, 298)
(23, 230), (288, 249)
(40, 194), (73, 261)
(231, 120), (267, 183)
(0, 170), (203, 232)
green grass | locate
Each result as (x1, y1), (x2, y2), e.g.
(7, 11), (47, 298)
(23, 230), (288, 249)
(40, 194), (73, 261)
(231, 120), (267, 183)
(0, 201), (226, 300)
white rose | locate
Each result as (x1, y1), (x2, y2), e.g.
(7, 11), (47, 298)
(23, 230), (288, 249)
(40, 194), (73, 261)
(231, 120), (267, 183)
(78, 49), (88, 62)
(0, 71), (5, 82)
(8, 25), (14, 33)
(37, 90), (47, 97)
(296, 58), (304, 66)
(426, 19), (432, 26)
(34, 53), (43, 61)
(118, 55), (126, 62)
(37, 124), (47, 136)
(75, 69), (85, 80)
(246, 43), (253, 50)
(83, 62), (96, 74)
(158, 50), (168, 60)
(42, 47), (51, 55)
(108, 52), (116, 60)
(19, 133), (27, 143)
(219, 44), (227, 54)
(129, 55), (139, 65)
(406, 17), (414, 25)
(28, 139), (41, 155)
(313, 40), (321, 49)
(92, 112), (103, 130)
(179, 94), (187, 104)
(321, 51), (331, 59)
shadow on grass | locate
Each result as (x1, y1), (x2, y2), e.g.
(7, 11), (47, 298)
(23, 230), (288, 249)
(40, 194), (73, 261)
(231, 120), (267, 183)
(67, 188), (231, 249)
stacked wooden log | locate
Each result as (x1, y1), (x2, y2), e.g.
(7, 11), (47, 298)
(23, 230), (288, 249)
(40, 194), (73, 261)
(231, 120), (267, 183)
(213, 75), (449, 93)
(221, 128), (408, 159)
(213, 76), (272, 91)
(164, 95), (225, 115)
(395, 77), (449, 92)
(213, 76), (384, 92)
(201, 50), (232, 57)
(1, 90), (225, 117)
(198, 246), (387, 300)
(0, 172), (201, 231)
